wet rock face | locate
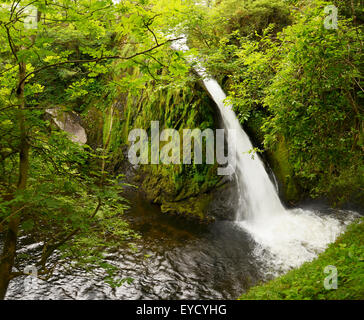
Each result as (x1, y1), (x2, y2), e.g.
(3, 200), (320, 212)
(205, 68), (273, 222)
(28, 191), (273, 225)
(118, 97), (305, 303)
(46, 108), (87, 145)
(126, 161), (238, 222)
(118, 159), (233, 223)
(207, 178), (239, 221)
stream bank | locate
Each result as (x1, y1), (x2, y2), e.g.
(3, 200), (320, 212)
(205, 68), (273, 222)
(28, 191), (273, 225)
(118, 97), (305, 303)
(239, 218), (364, 300)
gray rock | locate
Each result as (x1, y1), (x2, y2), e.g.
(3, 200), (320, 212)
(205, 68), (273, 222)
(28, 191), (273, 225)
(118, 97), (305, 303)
(46, 108), (87, 145)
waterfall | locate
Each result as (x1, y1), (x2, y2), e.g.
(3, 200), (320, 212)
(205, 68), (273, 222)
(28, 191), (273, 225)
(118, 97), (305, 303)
(198, 74), (286, 224)
(172, 38), (357, 274)
(172, 38), (285, 223)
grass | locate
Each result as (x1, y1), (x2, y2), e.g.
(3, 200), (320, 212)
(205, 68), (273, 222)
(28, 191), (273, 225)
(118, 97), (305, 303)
(239, 218), (364, 300)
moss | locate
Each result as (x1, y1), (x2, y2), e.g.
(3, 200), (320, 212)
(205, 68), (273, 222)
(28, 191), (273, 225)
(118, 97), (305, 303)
(114, 67), (224, 220)
(161, 193), (214, 221)
(140, 166), (176, 203)
(139, 164), (219, 220)
(267, 136), (301, 204)
(82, 106), (104, 148)
(244, 111), (300, 204)
(239, 218), (364, 300)
(81, 63), (227, 220)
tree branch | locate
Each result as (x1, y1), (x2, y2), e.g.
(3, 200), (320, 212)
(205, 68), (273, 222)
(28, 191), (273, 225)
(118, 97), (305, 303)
(36, 197), (102, 270)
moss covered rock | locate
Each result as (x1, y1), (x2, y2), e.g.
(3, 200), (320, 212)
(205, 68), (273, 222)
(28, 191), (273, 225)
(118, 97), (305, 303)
(161, 194), (214, 222)
(267, 136), (301, 204)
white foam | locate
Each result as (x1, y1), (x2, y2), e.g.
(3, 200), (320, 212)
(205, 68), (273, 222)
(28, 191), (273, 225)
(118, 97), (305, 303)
(237, 209), (358, 275)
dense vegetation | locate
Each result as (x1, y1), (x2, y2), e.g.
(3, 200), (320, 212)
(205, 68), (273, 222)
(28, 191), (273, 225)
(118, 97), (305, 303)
(0, 0), (201, 299)
(0, 0), (362, 300)
(97, 65), (222, 219)
(189, 0), (363, 206)
(240, 218), (364, 300)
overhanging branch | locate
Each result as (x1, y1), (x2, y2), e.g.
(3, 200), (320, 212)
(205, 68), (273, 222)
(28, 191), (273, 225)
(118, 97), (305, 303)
(17, 37), (182, 93)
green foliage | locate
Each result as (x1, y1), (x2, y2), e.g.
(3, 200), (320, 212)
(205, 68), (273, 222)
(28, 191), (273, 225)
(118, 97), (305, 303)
(239, 219), (364, 300)
(81, 54), (222, 218)
(133, 82), (221, 213)
(0, 127), (138, 280)
(262, 2), (363, 203)
(191, 0), (364, 206)
(0, 0), (201, 294)
(0, 0), (362, 298)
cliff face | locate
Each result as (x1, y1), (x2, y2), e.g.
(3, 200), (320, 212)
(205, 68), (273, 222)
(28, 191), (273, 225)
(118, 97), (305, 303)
(80, 65), (304, 221)
(242, 113), (301, 206)
(81, 71), (236, 221)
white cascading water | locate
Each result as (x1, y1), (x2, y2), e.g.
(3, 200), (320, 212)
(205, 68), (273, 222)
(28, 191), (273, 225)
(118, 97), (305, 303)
(172, 38), (357, 274)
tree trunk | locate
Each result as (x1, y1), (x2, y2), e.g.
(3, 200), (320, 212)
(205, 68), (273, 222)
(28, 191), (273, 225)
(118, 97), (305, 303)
(0, 62), (28, 300)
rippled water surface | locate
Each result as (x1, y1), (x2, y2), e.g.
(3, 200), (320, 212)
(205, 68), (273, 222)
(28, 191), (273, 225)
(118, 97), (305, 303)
(5, 193), (358, 300)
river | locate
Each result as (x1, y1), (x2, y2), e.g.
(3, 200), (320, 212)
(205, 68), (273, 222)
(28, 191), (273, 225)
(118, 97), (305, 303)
(5, 192), (358, 300)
